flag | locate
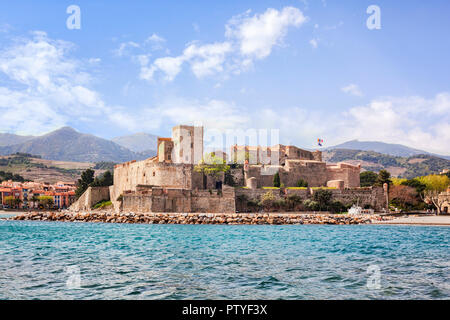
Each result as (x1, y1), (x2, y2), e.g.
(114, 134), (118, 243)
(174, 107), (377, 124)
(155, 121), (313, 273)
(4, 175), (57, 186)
(317, 138), (324, 146)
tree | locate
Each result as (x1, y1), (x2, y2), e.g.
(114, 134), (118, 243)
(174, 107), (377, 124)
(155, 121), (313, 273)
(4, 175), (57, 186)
(400, 178), (427, 195)
(38, 196), (54, 209)
(417, 174), (449, 193)
(312, 189), (333, 211)
(296, 178), (308, 188)
(417, 174), (450, 214)
(75, 169), (95, 198)
(91, 170), (113, 187)
(4, 196), (21, 208)
(360, 171), (378, 187)
(389, 185), (419, 210)
(260, 190), (276, 210)
(194, 153), (230, 189)
(273, 172), (281, 188)
(375, 169), (391, 187)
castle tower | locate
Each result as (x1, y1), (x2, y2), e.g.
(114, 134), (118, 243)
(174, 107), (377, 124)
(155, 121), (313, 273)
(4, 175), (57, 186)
(172, 125), (204, 165)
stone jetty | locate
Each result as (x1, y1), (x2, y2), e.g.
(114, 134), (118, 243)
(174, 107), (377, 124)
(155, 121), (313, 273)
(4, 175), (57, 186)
(9, 210), (395, 225)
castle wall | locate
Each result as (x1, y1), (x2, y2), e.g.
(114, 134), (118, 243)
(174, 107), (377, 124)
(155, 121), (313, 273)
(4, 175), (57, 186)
(70, 186), (110, 212)
(121, 186), (235, 213)
(326, 163), (361, 188)
(319, 187), (385, 210)
(111, 160), (197, 212)
(234, 186), (386, 212)
(191, 186), (236, 213)
(282, 160), (328, 187)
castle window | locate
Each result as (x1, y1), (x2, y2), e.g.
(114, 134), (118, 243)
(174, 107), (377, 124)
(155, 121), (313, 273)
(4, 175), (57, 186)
(168, 155), (171, 160)
(191, 143), (193, 148)
(153, 172), (155, 177)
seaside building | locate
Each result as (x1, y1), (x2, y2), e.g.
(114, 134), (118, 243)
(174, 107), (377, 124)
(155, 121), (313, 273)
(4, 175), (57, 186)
(0, 180), (76, 209)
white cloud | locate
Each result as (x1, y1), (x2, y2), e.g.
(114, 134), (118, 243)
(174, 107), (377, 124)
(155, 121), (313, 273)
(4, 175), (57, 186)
(0, 32), (108, 134)
(139, 6), (307, 82)
(338, 93), (450, 155)
(109, 98), (249, 133)
(225, 7), (307, 59)
(341, 84), (363, 97)
(107, 92), (450, 156)
(114, 41), (140, 57)
(309, 38), (318, 48)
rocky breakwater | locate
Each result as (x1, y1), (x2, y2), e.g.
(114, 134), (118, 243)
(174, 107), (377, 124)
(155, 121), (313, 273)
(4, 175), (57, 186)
(9, 211), (395, 225)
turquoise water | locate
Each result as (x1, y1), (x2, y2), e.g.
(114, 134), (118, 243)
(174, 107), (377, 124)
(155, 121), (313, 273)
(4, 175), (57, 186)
(0, 220), (448, 299)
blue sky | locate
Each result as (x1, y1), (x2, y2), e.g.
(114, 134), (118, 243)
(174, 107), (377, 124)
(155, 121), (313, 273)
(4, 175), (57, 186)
(0, 0), (449, 155)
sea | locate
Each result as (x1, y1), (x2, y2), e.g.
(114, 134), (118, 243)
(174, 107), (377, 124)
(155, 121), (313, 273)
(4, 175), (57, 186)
(0, 219), (448, 299)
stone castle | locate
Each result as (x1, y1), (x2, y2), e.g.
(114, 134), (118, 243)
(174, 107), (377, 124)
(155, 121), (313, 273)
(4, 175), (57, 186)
(89, 124), (386, 214)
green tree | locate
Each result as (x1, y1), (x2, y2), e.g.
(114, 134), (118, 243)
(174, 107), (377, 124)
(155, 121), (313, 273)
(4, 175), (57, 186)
(4, 196), (22, 208)
(273, 172), (281, 188)
(375, 169), (391, 187)
(360, 171), (378, 187)
(416, 174), (450, 214)
(312, 189), (333, 211)
(38, 196), (54, 209)
(75, 169), (95, 198)
(195, 153), (230, 189)
(91, 170), (114, 187)
(296, 178), (308, 188)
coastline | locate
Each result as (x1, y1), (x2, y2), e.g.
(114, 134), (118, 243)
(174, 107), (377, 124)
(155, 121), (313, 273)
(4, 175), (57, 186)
(3, 210), (449, 226)
(5, 210), (396, 225)
(374, 215), (450, 226)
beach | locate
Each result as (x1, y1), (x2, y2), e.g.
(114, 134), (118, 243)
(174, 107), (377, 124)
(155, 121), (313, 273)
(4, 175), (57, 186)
(375, 215), (450, 226)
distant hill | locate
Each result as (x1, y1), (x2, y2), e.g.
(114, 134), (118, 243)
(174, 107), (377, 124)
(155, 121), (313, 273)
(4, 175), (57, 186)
(326, 140), (450, 160)
(112, 132), (158, 154)
(0, 127), (153, 163)
(323, 149), (450, 178)
(0, 153), (97, 184)
(0, 133), (35, 147)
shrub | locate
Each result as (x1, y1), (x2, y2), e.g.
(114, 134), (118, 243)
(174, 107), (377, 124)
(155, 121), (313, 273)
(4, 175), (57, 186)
(296, 179), (308, 188)
(273, 172), (281, 188)
(260, 190), (276, 210)
(93, 200), (112, 209)
(330, 201), (346, 213)
(312, 189), (333, 211)
(303, 199), (320, 211)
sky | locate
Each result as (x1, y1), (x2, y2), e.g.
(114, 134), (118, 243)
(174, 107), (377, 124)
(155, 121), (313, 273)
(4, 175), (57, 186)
(0, 0), (449, 155)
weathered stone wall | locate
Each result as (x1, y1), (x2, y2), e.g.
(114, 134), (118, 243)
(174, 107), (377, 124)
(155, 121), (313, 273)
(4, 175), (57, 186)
(317, 187), (385, 210)
(112, 160), (197, 212)
(283, 160), (328, 187)
(69, 186), (110, 212)
(121, 186), (235, 213)
(235, 186), (386, 212)
(191, 186), (236, 213)
(244, 160), (328, 188)
(326, 163), (361, 188)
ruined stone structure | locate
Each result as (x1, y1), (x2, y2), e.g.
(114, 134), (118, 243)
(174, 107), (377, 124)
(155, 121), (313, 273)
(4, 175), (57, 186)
(106, 124), (373, 214)
(438, 187), (450, 214)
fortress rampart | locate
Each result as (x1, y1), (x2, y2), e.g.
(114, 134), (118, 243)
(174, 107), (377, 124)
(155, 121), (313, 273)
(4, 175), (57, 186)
(100, 124), (379, 214)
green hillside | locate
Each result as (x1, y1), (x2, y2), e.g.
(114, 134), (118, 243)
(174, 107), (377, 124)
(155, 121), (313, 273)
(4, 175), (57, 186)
(323, 149), (450, 179)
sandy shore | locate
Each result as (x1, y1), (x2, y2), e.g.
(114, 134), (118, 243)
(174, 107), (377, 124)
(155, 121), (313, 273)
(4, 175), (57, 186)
(375, 215), (450, 226)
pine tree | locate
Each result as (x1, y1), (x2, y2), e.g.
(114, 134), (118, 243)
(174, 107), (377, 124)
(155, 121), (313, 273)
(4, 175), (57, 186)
(273, 172), (281, 188)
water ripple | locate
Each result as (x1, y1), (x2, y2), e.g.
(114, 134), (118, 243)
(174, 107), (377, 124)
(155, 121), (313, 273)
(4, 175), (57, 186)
(0, 221), (448, 299)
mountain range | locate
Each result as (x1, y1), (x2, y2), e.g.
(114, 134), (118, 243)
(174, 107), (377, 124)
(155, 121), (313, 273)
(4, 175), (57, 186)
(0, 127), (448, 178)
(0, 127), (156, 163)
(326, 139), (450, 160)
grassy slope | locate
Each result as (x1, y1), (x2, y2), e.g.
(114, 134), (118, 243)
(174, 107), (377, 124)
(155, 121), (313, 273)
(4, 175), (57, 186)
(0, 154), (104, 184)
(323, 149), (450, 179)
